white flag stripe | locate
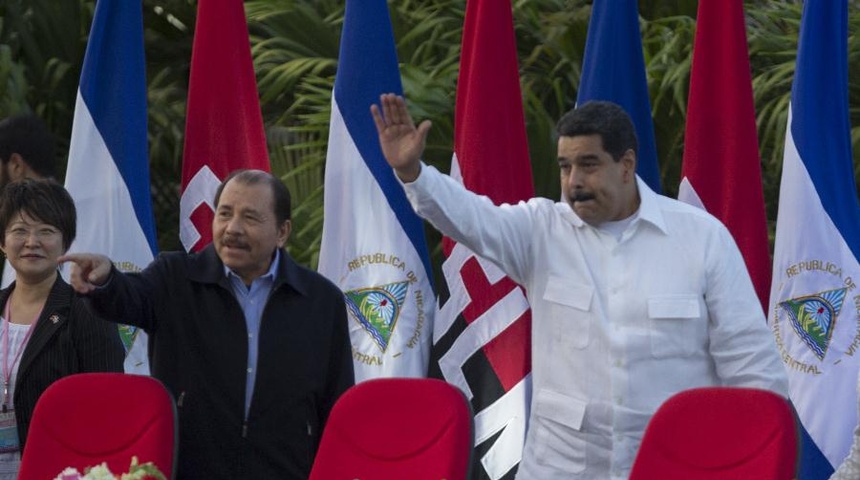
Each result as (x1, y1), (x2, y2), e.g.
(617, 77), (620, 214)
(435, 241), (508, 343)
(437, 286), (529, 400)
(476, 375), (532, 480)
(66, 95), (153, 260)
(436, 247), (472, 343)
(179, 165), (220, 250)
(676, 177), (706, 211)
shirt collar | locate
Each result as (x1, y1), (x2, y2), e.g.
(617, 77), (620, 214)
(634, 175), (668, 234)
(560, 175), (667, 234)
(223, 249), (281, 285)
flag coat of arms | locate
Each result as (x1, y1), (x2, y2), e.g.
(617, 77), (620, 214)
(576, 0), (661, 193)
(768, 1), (860, 478)
(317, 0), (435, 381)
(428, 0), (533, 478)
(180, 0), (270, 253)
(64, 0), (157, 375)
(677, 0), (771, 313)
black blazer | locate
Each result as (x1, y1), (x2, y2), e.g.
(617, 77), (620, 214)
(0, 276), (125, 448)
(85, 245), (354, 480)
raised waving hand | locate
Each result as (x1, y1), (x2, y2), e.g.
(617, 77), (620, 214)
(370, 93), (432, 183)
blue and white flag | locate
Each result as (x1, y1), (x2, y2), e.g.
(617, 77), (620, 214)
(318, 0), (434, 382)
(576, 0), (661, 192)
(768, 1), (860, 478)
(64, 0), (157, 375)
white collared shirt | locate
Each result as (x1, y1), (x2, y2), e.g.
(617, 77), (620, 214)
(403, 164), (788, 480)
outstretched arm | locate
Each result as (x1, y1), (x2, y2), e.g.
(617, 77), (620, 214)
(370, 93), (432, 183)
(59, 252), (160, 332)
(58, 253), (113, 294)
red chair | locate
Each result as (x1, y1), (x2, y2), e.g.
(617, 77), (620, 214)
(629, 387), (798, 480)
(18, 373), (176, 479)
(309, 378), (473, 480)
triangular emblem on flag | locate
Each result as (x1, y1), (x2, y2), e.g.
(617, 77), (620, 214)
(779, 288), (845, 360)
(346, 281), (409, 352)
(117, 324), (141, 355)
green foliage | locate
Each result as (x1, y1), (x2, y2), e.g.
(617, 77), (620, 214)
(2, 0), (860, 269)
(642, 13), (695, 198)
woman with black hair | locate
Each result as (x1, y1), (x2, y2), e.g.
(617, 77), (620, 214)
(0, 179), (123, 478)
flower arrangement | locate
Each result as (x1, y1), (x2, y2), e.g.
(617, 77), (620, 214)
(54, 457), (166, 480)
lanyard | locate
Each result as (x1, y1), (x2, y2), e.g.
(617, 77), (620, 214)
(1, 298), (40, 413)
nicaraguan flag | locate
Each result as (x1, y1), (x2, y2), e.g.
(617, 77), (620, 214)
(64, 0), (157, 375)
(317, 0), (435, 382)
(576, 0), (661, 192)
(768, 1), (860, 478)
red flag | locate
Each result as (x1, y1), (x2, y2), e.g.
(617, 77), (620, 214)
(679, 0), (771, 312)
(179, 0), (270, 252)
(430, 0), (533, 478)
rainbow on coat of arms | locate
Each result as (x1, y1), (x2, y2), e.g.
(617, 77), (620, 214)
(345, 281), (409, 352)
(117, 324), (139, 355)
(778, 287), (847, 360)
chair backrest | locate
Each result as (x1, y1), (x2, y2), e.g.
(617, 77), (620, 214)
(629, 386), (798, 480)
(309, 377), (474, 480)
(18, 373), (176, 480)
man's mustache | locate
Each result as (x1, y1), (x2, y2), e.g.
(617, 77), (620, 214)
(222, 236), (249, 249)
(570, 192), (596, 203)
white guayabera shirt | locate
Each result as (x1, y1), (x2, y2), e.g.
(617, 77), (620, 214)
(403, 164), (789, 480)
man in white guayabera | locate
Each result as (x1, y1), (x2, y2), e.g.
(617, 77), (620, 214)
(371, 94), (788, 480)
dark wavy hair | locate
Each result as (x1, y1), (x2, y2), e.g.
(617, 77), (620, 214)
(556, 101), (639, 162)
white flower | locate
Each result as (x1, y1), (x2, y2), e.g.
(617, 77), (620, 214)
(53, 467), (83, 480)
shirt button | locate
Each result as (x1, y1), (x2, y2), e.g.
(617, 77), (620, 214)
(247, 368), (253, 373)
(248, 333), (253, 339)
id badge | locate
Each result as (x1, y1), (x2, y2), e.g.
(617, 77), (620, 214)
(0, 410), (19, 454)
